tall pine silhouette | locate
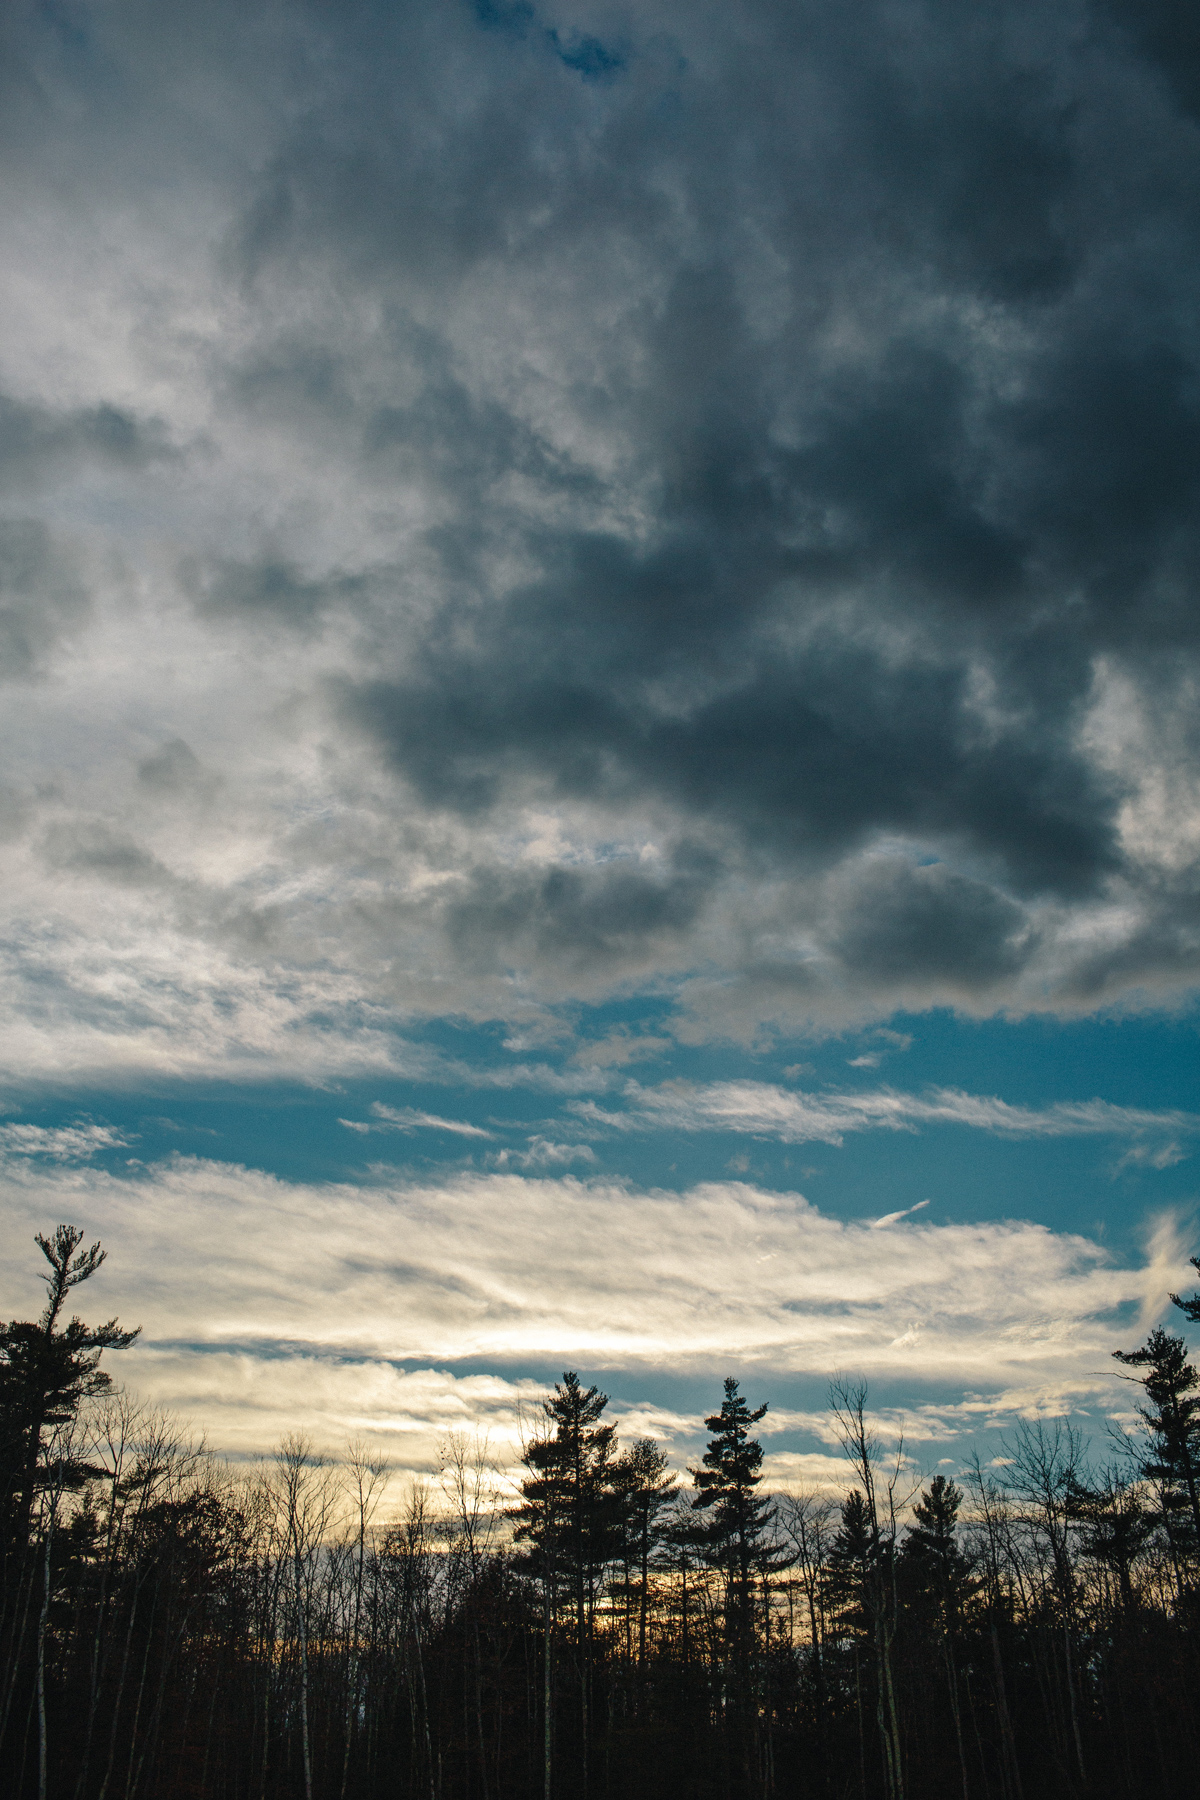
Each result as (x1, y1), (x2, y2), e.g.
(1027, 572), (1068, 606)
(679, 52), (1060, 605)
(1113, 1326), (1200, 1557)
(515, 1373), (616, 1798)
(692, 1378), (777, 1794)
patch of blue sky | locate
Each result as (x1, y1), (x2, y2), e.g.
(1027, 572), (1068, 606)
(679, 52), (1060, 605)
(5, 1005), (1195, 1269)
(472, 0), (626, 83)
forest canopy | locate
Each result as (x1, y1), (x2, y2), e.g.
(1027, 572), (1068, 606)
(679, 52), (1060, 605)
(4, 1226), (1200, 1799)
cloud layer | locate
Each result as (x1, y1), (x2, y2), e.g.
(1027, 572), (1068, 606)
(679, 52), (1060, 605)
(0, 0), (1196, 1080)
(0, 1138), (1186, 1467)
(579, 1077), (1200, 1147)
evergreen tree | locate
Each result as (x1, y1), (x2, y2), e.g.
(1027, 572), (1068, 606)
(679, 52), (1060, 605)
(825, 1489), (877, 1796)
(829, 1380), (906, 1800)
(0, 1226), (138, 1798)
(0, 1227), (139, 1552)
(1066, 1470), (1155, 1616)
(658, 1494), (710, 1671)
(1113, 1326), (1200, 1560)
(901, 1475), (973, 1626)
(517, 1373), (616, 1646)
(692, 1380), (777, 1633)
(514, 1372), (616, 1795)
(691, 1379), (778, 1790)
(1169, 1253), (1200, 1326)
(900, 1477), (974, 1800)
(611, 1438), (675, 1677)
(825, 1488), (874, 1639)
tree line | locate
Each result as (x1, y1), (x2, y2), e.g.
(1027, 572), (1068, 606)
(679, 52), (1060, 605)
(3, 1225), (1200, 1799)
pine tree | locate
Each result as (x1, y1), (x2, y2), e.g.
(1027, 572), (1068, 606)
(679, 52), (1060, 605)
(1113, 1326), (1200, 1560)
(826, 1488), (874, 1639)
(0, 1227), (139, 1553)
(692, 1379), (778, 1790)
(1066, 1470), (1155, 1617)
(900, 1477), (974, 1800)
(1169, 1254), (1200, 1326)
(514, 1373), (616, 1796)
(829, 1380), (906, 1800)
(0, 1226), (138, 1799)
(611, 1438), (675, 1679)
(826, 1488), (876, 1797)
(519, 1373), (617, 1648)
(902, 1476), (973, 1624)
(692, 1379), (776, 1615)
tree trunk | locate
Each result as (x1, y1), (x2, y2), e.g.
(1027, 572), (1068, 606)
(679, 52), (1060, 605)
(875, 1615), (904, 1800)
(942, 1630), (970, 1800)
(990, 1625), (1023, 1800)
(543, 1570), (553, 1800)
(295, 1546), (313, 1800)
(36, 1522), (51, 1800)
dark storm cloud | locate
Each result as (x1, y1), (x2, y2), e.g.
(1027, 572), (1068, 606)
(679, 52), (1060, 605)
(442, 854), (710, 976)
(182, 0), (1195, 1004)
(864, 64), (1079, 306)
(1101, 0), (1200, 122)
(4, 0), (1200, 1033)
(343, 621), (1118, 896)
(1012, 338), (1200, 636)
(830, 863), (1031, 988)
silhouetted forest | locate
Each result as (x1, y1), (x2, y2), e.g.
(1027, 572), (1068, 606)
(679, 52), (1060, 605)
(5, 1226), (1200, 1800)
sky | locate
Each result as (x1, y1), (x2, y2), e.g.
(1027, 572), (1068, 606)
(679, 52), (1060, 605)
(1, 0), (1199, 1493)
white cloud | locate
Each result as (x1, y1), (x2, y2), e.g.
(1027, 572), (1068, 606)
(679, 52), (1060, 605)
(341, 1105), (493, 1139)
(872, 1199), (930, 1229)
(578, 1079), (1200, 1150)
(0, 1144), (1188, 1468)
(118, 1348), (547, 1472)
(1115, 1141), (1188, 1173)
(492, 1137), (598, 1170)
(0, 1121), (128, 1159)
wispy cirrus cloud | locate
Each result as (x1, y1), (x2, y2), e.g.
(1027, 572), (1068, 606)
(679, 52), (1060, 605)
(574, 1080), (1200, 1150)
(872, 1199), (931, 1229)
(0, 1121), (128, 1160)
(340, 1103), (493, 1139)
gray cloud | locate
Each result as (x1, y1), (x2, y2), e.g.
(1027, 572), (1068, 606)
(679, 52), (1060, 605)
(136, 739), (218, 799)
(0, 0), (1196, 1073)
(184, 555), (370, 628)
(41, 821), (171, 889)
(0, 520), (87, 679)
(0, 394), (171, 492)
(1101, 0), (1200, 122)
(830, 862), (1031, 987)
(441, 856), (711, 978)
